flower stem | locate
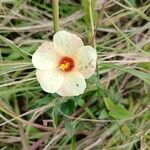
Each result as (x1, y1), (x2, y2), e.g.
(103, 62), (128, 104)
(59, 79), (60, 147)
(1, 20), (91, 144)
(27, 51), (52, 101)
(52, 0), (59, 33)
(88, 0), (101, 96)
(88, 0), (96, 48)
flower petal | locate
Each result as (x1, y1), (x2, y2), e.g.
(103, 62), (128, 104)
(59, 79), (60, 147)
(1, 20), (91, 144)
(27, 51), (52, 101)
(32, 42), (60, 70)
(36, 69), (64, 93)
(53, 31), (84, 56)
(57, 72), (86, 96)
(76, 46), (97, 79)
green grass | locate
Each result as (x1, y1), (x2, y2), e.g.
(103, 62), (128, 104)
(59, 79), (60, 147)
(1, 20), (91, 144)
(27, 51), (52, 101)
(0, 0), (150, 150)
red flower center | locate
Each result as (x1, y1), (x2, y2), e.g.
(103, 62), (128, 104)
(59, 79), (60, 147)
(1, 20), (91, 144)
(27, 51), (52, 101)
(59, 56), (75, 72)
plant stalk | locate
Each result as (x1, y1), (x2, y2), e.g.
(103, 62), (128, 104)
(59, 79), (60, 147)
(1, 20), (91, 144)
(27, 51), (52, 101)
(52, 0), (59, 33)
(88, 0), (101, 97)
(88, 0), (96, 48)
(15, 99), (29, 150)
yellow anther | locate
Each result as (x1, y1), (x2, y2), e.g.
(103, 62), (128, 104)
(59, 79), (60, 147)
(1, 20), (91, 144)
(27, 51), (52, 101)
(59, 63), (70, 71)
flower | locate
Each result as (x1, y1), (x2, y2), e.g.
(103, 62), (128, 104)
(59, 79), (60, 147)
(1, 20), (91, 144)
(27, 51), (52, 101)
(32, 31), (97, 96)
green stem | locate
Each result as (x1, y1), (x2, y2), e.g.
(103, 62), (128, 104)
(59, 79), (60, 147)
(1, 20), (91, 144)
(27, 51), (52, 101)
(88, 0), (96, 48)
(15, 99), (29, 150)
(71, 136), (76, 150)
(52, 0), (59, 33)
(88, 0), (101, 96)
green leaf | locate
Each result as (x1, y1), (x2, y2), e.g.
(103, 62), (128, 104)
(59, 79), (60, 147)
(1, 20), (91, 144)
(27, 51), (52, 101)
(75, 97), (85, 106)
(139, 63), (150, 70)
(104, 98), (115, 110)
(28, 127), (43, 139)
(60, 100), (75, 115)
(104, 98), (132, 119)
(0, 35), (30, 60)
(109, 104), (132, 119)
(29, 95), (53, 109)
(65, 121), (76, 138)
(125, 68), (150, 85)
(127, 0), (137, 7)
(98, 109), (109, 119)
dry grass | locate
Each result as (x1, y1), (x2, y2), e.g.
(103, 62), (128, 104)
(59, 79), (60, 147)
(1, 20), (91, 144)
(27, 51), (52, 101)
(0, 0), (150, 150)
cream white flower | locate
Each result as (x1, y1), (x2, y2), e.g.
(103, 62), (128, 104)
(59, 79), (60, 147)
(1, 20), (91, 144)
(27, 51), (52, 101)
(32, 31), (97, 96)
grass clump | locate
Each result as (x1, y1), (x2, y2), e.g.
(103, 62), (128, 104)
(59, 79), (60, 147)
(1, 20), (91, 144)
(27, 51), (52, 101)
(0, 0), (150, 149)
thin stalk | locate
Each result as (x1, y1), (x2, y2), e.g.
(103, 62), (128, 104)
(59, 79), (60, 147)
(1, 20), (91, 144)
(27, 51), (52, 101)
(52, 0), (59, 33)
(15, 99), (29, 150)
(71, 136), (76, 150)
(87, 0), (101, 97)
(88, 0), (96, 48)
